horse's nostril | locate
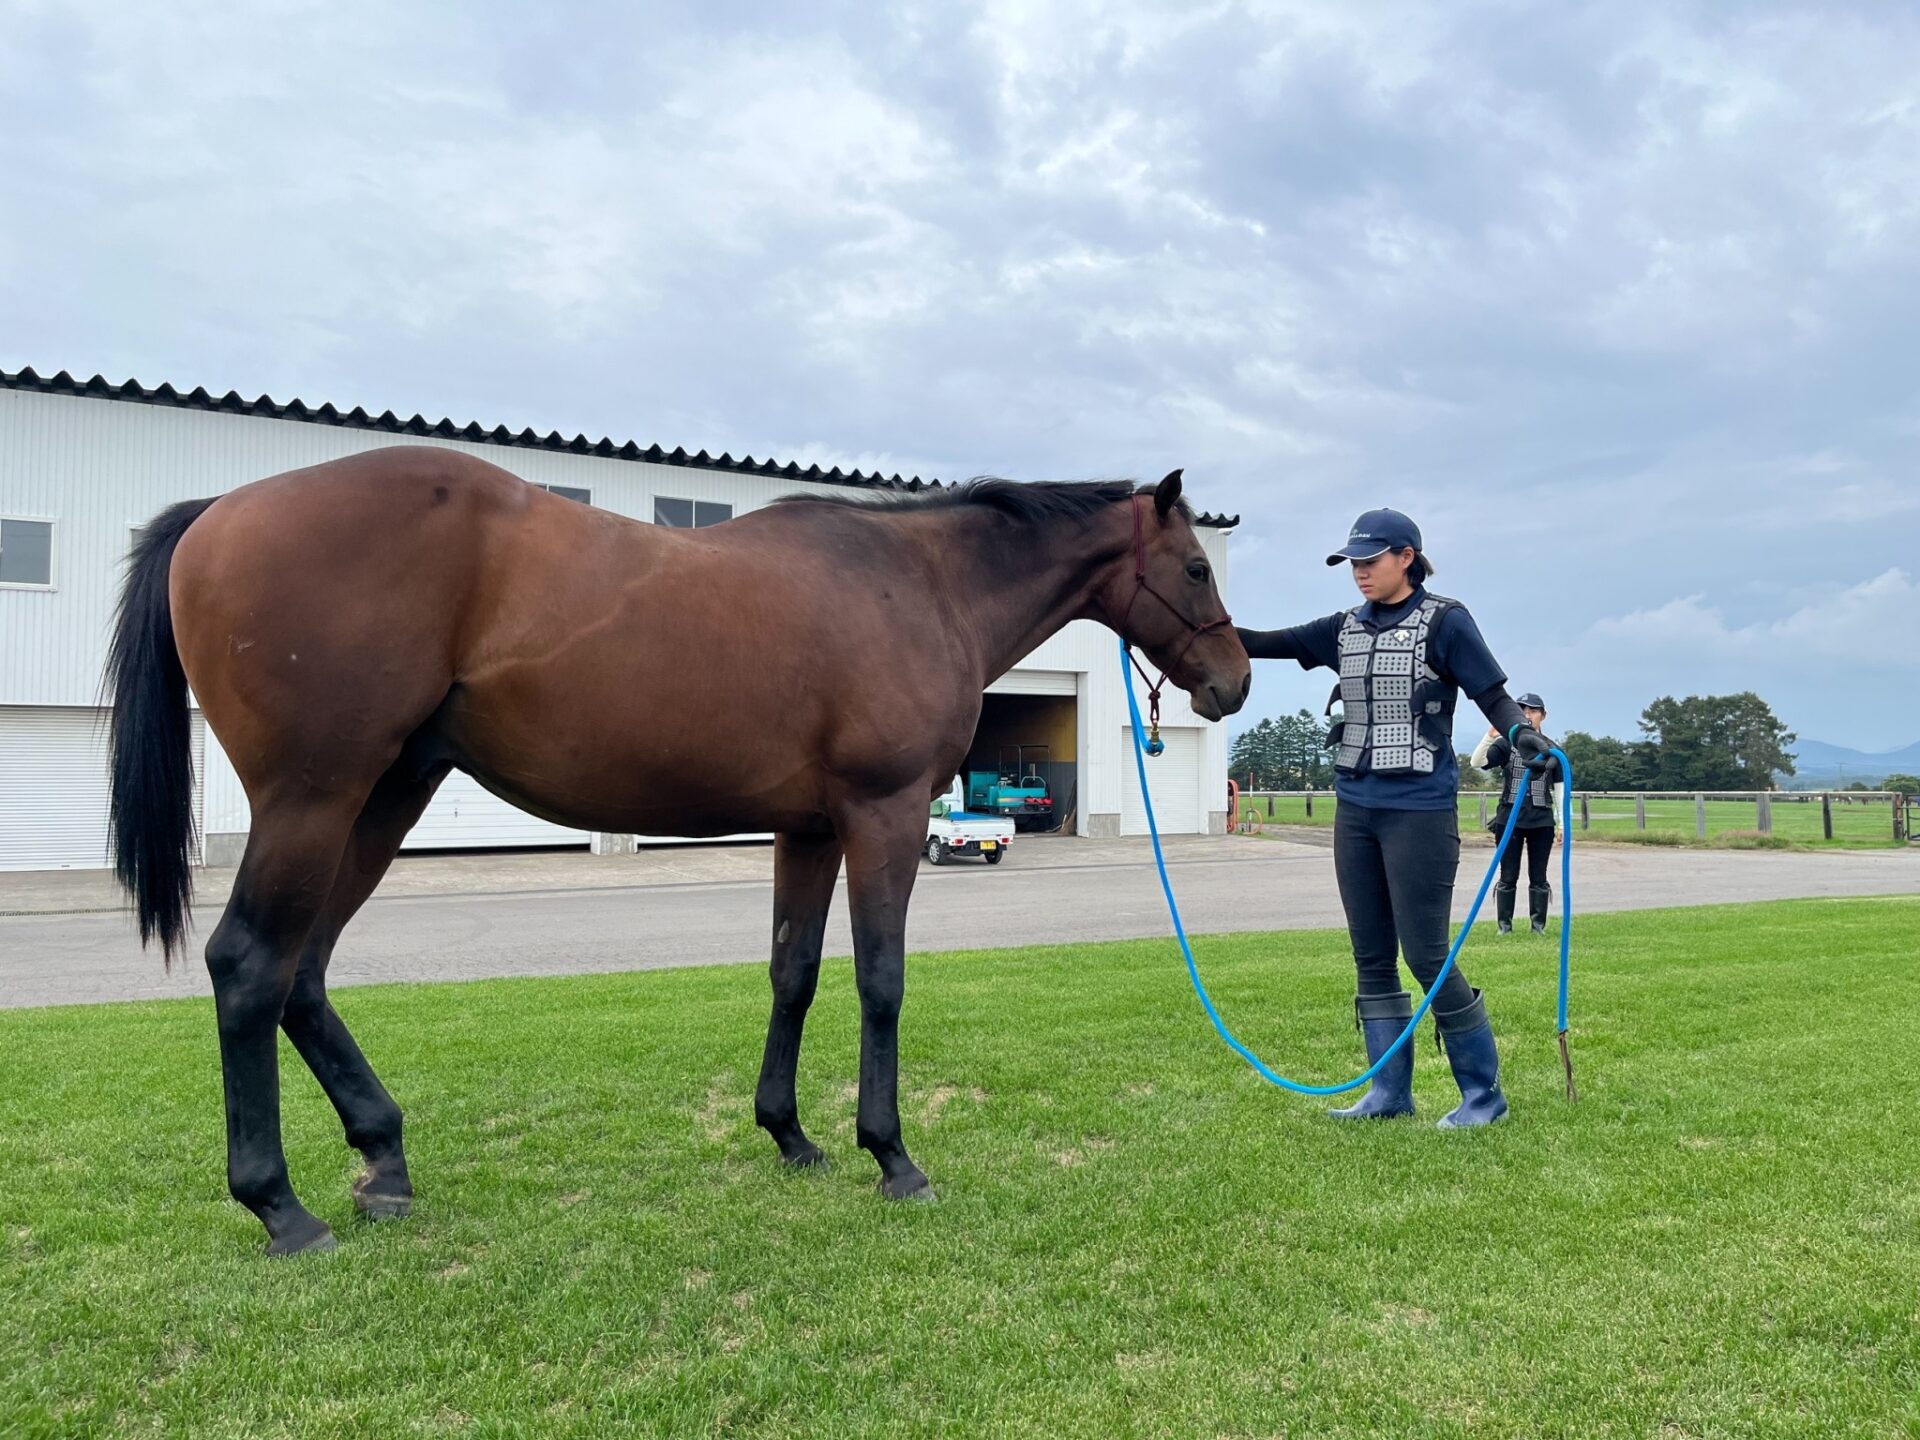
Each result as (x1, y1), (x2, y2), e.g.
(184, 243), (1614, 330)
(1239, 671), (1251, 703)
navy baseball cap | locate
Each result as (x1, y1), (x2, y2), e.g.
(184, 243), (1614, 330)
(1326, 507), (1424, 565)
(1517, 693), (1546, 710)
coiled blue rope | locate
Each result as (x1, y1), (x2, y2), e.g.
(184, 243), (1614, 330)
(1120, 635), (1575, 1096)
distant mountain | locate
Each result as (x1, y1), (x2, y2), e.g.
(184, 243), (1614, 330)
(1782, 739), (1920, 787)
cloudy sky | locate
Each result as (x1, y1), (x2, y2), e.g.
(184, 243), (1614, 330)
(5, 1), (1917, 753)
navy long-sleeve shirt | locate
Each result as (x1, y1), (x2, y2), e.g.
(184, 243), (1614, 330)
(1237, 587), (1524, 811)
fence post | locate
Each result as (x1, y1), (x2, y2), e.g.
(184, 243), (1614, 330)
(1303, 793), (1311, 819)
(1896, 796), (1905, 844)
(1478, 795), (1488, 827)
(1695, 793), (1707, 838)
(1268, 793), (1274, 818)
(1580, 795), (1590, 831)
(1756, 793), (1772, 835)
(1822, 793), (1833, 841)
(1635, 794), (1646, 830)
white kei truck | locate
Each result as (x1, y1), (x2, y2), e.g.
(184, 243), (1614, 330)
(925, 777), (1013, 865)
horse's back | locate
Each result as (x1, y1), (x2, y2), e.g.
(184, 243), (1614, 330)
(163, 448), (974, 826)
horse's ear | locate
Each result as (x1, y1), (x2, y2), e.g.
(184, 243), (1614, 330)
(1154, 469), (1184, 518)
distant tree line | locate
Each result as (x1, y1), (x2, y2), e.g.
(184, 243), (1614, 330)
(1228, 710), (1336, 790)
(1555, 692), (1796, 792)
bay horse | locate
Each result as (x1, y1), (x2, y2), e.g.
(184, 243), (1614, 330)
(107, 447), (1248, 1255)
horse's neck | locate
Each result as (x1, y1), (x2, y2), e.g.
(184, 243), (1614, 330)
(929, 506), (1129, 690)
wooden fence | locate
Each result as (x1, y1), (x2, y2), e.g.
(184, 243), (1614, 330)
(1233, 789), (1911, 843)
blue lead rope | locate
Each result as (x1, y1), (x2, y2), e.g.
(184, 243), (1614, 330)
(1120, 636), (1576, 1099)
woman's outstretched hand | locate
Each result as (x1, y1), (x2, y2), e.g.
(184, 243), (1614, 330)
(1511, 726), (1556, 770)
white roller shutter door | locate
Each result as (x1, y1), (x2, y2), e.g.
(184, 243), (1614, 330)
(403, 771), (590, 851)
(0, 706), (205, 871)
(986, 669), (1079, 696)
(1120, 725), (1203, 835)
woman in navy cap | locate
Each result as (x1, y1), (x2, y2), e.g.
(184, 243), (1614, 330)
(1473, 694), (1562, 935)
(1236, 508), (1550, 1127)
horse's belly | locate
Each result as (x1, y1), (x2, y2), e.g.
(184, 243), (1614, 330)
(436, 610), (963, 835)
(471, 771), (812, 838)
(440, 693), (834, 838)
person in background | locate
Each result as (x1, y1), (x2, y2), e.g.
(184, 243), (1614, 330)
(1473, 693), (1562, 935)
(1235, 508), (1552, 1128)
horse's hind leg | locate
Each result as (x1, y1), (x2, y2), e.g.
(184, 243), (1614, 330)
(754, 832), (844, 1168)
(204, 796), (361, 1256)
(280, 754), (449, 1221)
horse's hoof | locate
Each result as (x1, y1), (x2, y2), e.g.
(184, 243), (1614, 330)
(354, 1191), (413, 1221)
(782, 1145), (830, 1172)
(880, 1173), (938, 1203)
(353, 1171), (413, 1220)
(266, 1221), (337, 1258)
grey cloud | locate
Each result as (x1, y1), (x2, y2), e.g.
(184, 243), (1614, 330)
(2, 0), (1917, 747)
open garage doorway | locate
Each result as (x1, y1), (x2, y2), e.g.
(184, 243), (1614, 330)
(965, 691), (1078, 834)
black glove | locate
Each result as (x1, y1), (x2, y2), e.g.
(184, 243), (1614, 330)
(1510, 725), (1555, 771)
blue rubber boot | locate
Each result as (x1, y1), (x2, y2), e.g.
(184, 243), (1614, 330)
(1435, 988), (1507, 1128)
(1328, 991), (1416, 1120)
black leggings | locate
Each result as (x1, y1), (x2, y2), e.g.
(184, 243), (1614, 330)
(1333, 802), (1475, 1013)
(1496, 824), (1555, 890)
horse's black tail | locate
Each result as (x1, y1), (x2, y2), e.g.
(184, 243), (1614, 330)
(107, 498), (217, 968)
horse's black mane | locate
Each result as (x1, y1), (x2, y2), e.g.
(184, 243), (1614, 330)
(773, 476), (1192, 524)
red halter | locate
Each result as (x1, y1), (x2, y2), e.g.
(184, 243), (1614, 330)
(1120, 496), (1232, 737)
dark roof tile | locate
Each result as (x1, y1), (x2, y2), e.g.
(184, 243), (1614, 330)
(0, 367), (1237, 526)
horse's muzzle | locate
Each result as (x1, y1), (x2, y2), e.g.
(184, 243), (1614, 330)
(1193, 671), (1250, 722)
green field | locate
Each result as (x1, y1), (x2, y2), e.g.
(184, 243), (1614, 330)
(1239, 792), (1907, 848)
(5, 900), (1919, 1437)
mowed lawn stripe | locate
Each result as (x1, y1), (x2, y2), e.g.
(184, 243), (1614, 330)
(2, 898), (1917, 1438)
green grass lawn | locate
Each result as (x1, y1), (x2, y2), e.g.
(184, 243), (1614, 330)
(1240, 792), (1907, 848)
(4, 899), (1919, 1438)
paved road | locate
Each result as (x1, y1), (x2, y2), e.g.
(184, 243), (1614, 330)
(4, 835), (1916, 1009)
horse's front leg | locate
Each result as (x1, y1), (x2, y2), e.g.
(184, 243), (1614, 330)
(838, 796), (936, 1201)
(754, 831), (844, 1168)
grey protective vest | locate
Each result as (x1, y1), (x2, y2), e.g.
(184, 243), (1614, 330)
(1333, 594), (1461, 776)
(1499, 745), (1552, 813)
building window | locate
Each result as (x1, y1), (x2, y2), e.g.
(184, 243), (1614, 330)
(0, 517), (54, 588)
(538, 484), (592, 505)
(653, 497), (733, 528)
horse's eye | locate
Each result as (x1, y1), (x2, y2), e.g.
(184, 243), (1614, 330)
(1187, 562), (1210, 583)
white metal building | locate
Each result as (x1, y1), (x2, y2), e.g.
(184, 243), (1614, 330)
(0, 368), (1236, 872)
